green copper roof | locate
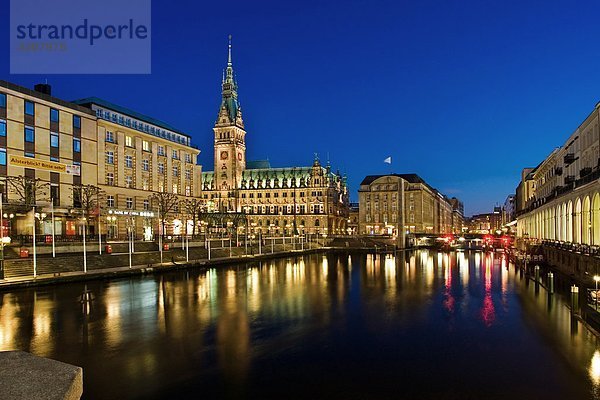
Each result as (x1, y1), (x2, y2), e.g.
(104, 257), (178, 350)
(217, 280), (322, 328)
(202, 165), (345, 189)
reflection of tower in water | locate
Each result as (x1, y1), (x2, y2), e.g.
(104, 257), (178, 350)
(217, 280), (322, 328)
(216, 269), (250, 386)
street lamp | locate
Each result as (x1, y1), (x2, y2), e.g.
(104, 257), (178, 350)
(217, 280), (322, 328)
(269, 223), (274, 253)
(0, 196), (4, 280)
(32, 209), (47, 277)
(594, 275), (600, 310)
(80, 216), (87, 273)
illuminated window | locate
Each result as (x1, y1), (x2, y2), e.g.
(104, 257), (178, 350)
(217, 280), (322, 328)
(125, 136), (133, 147)
(142, 140), (150, 152)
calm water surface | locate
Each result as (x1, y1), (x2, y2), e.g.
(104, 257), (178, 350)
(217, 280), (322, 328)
(1, 250), (600, 399)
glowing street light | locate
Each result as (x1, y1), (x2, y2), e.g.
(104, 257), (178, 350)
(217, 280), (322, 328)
(594, 275), (600, 310)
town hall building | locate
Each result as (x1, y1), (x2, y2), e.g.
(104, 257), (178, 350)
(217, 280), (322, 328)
(201, 38), (350, 236)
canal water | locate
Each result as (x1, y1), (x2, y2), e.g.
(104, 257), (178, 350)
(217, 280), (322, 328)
(1, 250), (599, 399)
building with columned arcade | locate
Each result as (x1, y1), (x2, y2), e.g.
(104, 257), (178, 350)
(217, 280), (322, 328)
(516, 101), (600, 245)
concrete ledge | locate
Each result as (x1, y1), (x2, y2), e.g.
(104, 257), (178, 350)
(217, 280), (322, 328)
(0, 351), (82, 400)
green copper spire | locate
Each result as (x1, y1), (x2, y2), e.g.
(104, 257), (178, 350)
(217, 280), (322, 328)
(221, 35), (240, 123)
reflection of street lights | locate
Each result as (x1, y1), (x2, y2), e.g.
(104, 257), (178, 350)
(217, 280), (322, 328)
(594, 275), (600, 310)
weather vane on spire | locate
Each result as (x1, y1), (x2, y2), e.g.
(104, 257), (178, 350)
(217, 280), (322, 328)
(228, 34), (232, 66)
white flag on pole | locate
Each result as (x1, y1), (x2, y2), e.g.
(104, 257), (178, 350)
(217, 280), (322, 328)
(383, 156), (392, 164)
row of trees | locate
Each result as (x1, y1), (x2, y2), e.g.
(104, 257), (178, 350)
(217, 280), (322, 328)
(3, 175), (206, 238)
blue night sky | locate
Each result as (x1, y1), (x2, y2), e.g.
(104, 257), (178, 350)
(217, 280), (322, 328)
(2, 0), (600, 215)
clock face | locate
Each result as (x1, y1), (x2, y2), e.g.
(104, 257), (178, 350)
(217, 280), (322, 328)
(220, 151), (228, 160)
(237, 152), (243, 161)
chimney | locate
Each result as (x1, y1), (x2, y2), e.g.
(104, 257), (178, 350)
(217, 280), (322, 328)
(34, 83), (52, 96)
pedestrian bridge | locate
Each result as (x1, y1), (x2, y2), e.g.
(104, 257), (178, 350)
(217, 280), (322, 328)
(410, 233), (512, 250)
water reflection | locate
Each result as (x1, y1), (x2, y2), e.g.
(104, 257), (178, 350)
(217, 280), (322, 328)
(0, 251), (598, 399)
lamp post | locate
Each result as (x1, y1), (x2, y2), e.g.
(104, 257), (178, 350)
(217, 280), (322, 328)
(98, 211), (102, 255)
(207, 225), (211, 261)
(81, 216), (87, 273)
(157, 205), (163, 265)
(270, 223), (275, 253)
(50, 197), (56, 258)
(128, 218), (133, 269)
(594, 275), (600, 310)
(251, 222), (256, 254)
(32, 207), (42, 278)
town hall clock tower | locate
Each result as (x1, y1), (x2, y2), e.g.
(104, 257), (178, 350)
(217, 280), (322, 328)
(213, 36), (246, 211)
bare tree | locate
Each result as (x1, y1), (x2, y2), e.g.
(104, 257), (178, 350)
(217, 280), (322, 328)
(5, 175), (49, 211)
(182, 198), (202, 236)
(150, 192), (179, 239)
(71, 185), (105, 231)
